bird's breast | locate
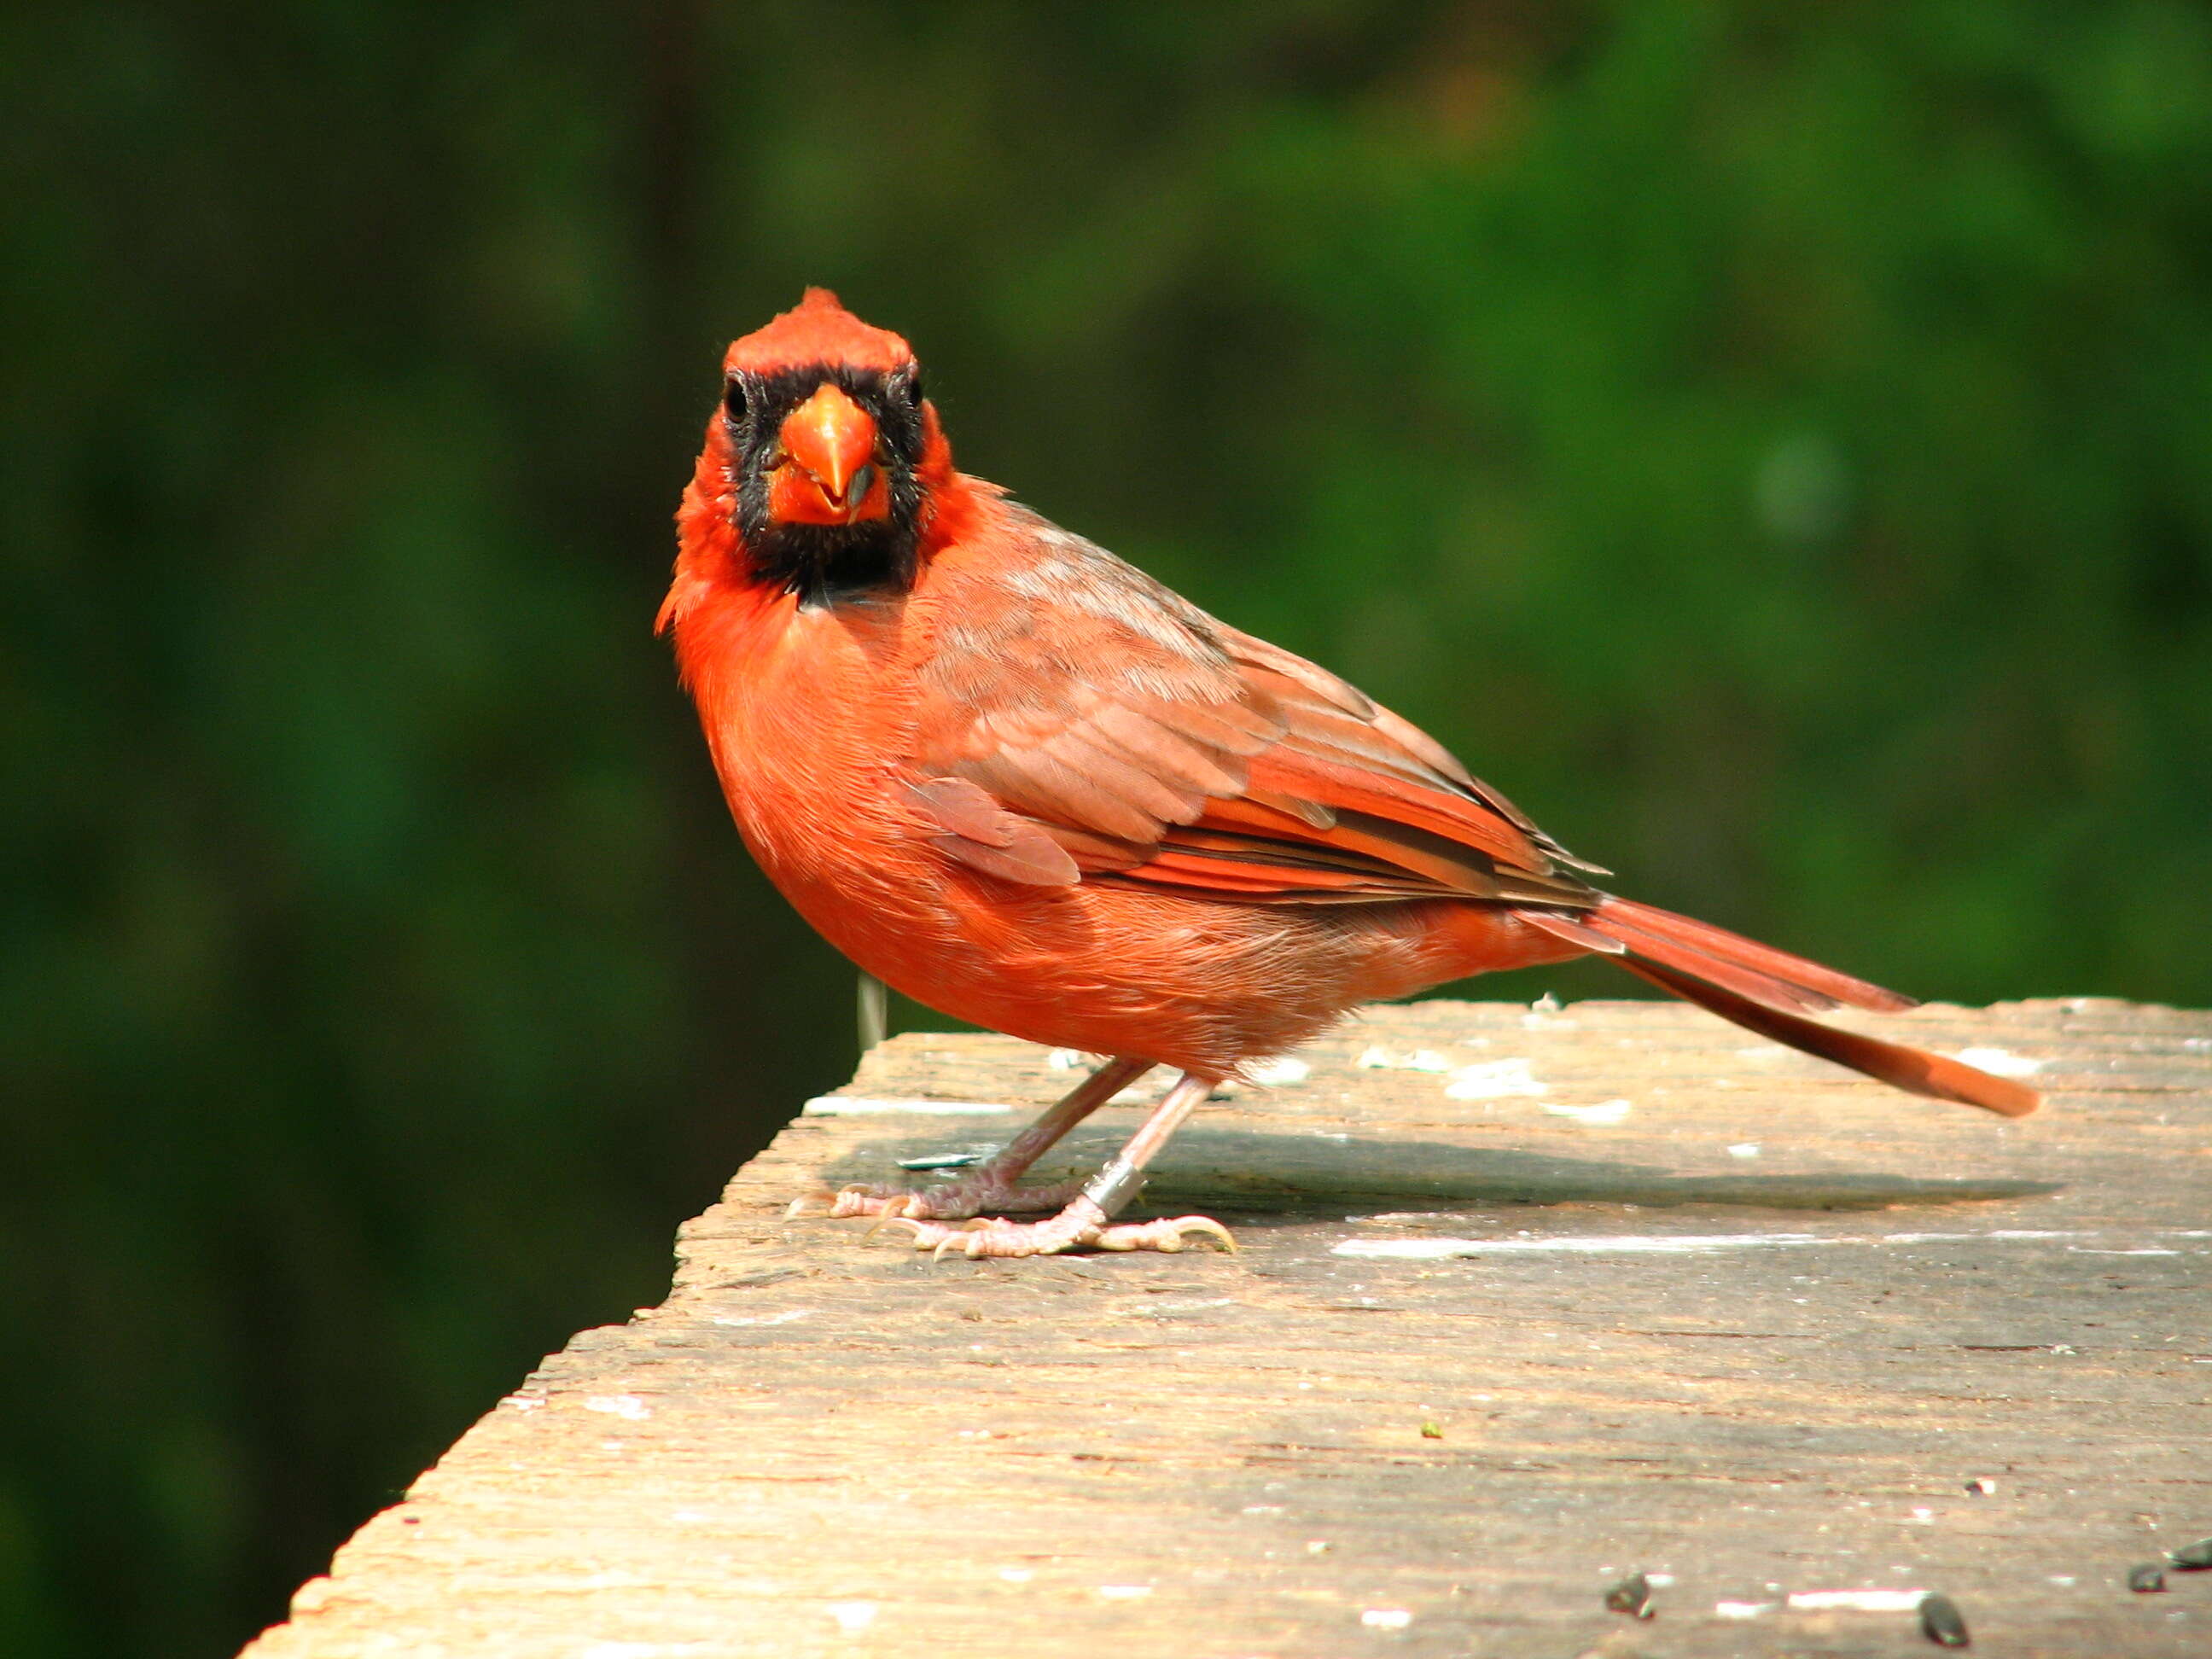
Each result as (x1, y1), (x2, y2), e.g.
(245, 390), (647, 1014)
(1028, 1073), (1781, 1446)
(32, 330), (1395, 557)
(680, 590), (976, 971)
(693, 600), (896, 860)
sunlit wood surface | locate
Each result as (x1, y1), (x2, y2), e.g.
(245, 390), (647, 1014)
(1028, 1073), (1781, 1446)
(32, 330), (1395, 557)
(244, 998), (2211, 1657)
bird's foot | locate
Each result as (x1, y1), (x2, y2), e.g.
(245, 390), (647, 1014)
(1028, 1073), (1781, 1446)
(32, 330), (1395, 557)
(789, 1174), (1085, 1223)
(878, 1196), (1237, 1260)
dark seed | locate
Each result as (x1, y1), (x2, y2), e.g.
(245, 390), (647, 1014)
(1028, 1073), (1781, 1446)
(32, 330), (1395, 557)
(2169, 1536), (2212, 1570)
(1919, 1593), (1969, 1649)
(2128, 1563), (2167, 1593)
(1603, 1572), (1654, 1619)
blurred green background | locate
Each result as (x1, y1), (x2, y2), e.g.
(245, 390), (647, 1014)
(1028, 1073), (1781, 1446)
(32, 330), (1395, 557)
(6, 3), (2210, 1654)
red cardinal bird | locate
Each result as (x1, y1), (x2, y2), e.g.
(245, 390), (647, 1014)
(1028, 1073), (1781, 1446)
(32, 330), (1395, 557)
(662, 290), (2038, 1258)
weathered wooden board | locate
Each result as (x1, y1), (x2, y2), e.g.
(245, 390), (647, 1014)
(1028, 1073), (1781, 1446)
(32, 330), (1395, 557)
(245, 998), (2211, 1658)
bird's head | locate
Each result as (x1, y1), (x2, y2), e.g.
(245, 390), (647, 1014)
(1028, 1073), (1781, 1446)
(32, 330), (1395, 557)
(695, 288), (954, 607)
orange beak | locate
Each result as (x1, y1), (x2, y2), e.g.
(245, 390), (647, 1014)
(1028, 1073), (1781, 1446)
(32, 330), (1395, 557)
(767, 382), (888, 525)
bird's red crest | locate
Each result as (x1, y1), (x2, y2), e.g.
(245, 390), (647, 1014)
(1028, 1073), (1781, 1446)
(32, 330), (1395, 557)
(724, 288), (913, 375)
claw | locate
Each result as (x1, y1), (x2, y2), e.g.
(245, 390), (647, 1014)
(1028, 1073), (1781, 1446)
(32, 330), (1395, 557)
(872, 1216), (928, 1249)
(932, 1217), (1000, 1262)
(783, 1194), (829, 1220)
(1183, 1217), (1238, 1254)
(1091, 1214), (1237, 1254)
(860, 1199), (917, 1241)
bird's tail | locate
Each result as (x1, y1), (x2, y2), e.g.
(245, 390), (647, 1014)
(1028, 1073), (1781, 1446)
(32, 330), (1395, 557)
(1519, 896), (2040, 1117)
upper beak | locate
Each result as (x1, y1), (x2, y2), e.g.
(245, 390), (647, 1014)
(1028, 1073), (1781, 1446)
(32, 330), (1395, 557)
(770, 382), (881, 524)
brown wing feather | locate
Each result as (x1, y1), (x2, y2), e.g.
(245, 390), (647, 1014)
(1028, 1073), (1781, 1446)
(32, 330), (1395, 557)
(905, 777), (1080, 887)
(1220, 624), (1604, 875)
(909, 510), (1598, 907)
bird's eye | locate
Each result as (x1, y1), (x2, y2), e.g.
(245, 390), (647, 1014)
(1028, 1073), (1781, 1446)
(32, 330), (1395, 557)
(722, 380), (748, 422)
(901, 372), (924, 410)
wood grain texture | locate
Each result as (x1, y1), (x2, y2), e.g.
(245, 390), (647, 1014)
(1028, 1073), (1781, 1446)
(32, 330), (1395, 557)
(242, 998), (2211, 1658)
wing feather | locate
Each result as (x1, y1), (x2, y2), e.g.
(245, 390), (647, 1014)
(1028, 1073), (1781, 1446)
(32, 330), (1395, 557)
(905, 777), (1080, 887)
(908, 508), (1600, 906)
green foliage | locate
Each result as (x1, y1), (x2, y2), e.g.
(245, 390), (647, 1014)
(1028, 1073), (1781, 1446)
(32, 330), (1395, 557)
(4, 3), (2208, 1654)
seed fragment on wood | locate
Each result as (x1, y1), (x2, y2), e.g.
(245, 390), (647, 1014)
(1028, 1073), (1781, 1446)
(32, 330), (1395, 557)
(1604, 1571), (1654, 1618)
(1919, 1592), (1970, 1649)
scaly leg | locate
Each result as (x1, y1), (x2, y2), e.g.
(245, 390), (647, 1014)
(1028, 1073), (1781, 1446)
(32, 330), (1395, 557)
(797, 1056), (1155, 1221)
(883, 1072), (1234, 1258)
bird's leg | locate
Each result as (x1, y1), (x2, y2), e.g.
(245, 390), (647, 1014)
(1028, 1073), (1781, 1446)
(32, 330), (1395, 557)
(882, 1071), (1234, 1258)
(800, 1056), (1155, 1222)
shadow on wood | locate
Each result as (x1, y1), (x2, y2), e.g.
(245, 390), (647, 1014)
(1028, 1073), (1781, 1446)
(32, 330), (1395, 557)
(820, 1123), (2063, 1214)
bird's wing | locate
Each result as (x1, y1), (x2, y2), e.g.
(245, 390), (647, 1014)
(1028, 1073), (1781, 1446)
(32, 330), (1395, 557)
(905, 513), (1601, 908)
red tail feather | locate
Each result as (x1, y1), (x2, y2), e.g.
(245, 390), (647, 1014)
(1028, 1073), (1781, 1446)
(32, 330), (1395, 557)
(1589, 896), (1915, 1013)
(1616, 958), (2039, 1117)
(1518, 896), (2040, 1116)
